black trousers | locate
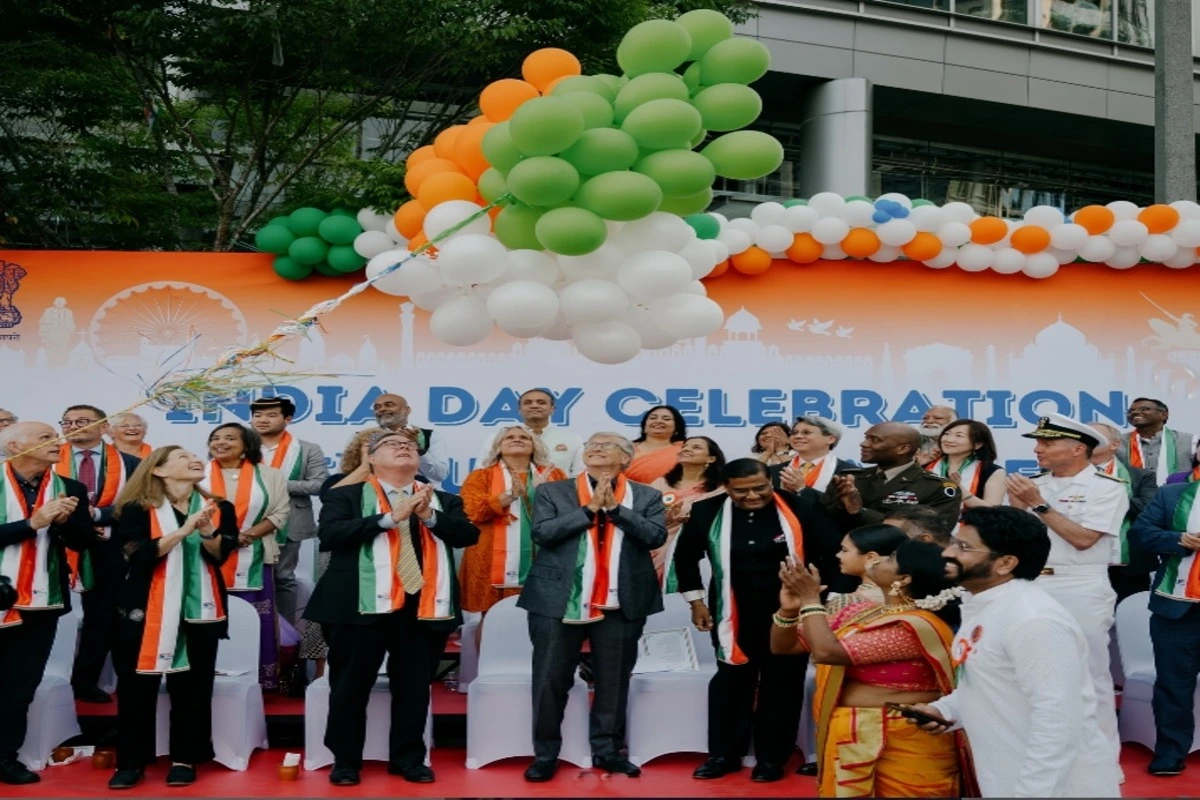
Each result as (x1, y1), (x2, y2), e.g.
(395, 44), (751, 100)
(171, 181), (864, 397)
(0, 611), (59, 761)
(72, 550), (120, 691)
(113, 620), (218, 770)
(323, 606), (448, 769)
(528, 610), (645, 761)
(1151, 605), (1200, 761)
(707, 585), (808, 764)
(1109, 565), (1151, 604)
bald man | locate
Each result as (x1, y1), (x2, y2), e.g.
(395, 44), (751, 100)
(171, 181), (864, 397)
(823, 422), (963, 535)
(372, 393), (448, 484)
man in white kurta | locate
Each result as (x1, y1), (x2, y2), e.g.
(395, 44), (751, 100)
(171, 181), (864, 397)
(477, 389), (584, 476)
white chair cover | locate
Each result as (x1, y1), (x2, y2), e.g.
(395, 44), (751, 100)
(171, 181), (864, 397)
(154, 595), (267, 770)
(457, 613), (482, 690)
(19, 609), (82, 771)
(465, 595), (591, 769)
(796, 662), (818, 762)
(303, 676), (433, 770)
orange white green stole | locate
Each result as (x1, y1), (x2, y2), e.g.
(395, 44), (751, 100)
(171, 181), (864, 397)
(1128, 430), (1178, 487)
(267, 432), (304, 544)
(1156, 481), (1200, 601)
(563, 473), (634, 624)
(489, 463), (548, 589)
(0, 465), (67, 627)
(201, 461), (267, 592)
(55, 443), (127, 592)
(790, 453), (838, 492)
(1099, 459), (1133, 566)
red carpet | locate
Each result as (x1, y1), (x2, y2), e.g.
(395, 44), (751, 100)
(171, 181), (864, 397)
(19, 743), (1200, 798)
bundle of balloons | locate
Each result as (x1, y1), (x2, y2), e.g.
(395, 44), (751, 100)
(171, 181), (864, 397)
(694, 194), (1200, 280)
(255, 208), (370, 279)
(346, 9), (784, 364)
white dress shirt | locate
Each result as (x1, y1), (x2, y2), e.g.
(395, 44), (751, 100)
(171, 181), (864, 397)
(1031, 467), (1127, 566)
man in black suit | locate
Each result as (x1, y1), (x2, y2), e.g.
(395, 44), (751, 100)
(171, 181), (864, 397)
(675, 458), (841, 782)
(519, 431), (666, 782)
(769, 415), (854, 494)
(1089, 422), (1159, 601)
(304, 429), (478, 787)
(0, 421), (94, 785)
(57, 404), (141, 703)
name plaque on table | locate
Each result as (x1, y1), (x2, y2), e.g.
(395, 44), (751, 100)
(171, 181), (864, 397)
(632, 627), (699, 674)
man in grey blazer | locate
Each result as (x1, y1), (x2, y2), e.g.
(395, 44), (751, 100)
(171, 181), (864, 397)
(1118, 397), (1195, 485)
(519, 431), (666, 783)
(251, 397), (329, 625)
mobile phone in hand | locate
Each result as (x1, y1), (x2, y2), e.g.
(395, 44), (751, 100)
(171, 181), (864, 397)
(885, 702), (944, 727)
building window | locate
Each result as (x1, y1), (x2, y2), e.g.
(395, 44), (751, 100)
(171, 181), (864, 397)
(1041, 0), (1113, 39)
(955, 0), (1029, 24)
(1117, 0), (1153, 46)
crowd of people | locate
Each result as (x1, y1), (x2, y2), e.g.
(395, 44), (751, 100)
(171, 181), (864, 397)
(0, 390), (1197, 797)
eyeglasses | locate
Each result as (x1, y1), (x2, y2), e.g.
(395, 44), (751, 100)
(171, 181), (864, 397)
(584, 442), (623, 451)
(946, 538), (1000, 556)
(0, 416), (17, 425)
(375, 441), (417, 452)
(60, 419), (100, 429)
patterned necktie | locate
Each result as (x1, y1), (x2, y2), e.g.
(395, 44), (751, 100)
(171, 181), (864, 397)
(800, 461), (816, 478)
(389, 488), (424, 595)
(78, 449), (97, 500)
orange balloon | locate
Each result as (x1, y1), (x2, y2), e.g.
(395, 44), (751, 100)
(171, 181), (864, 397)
(1073, 205), (1115, 235)
(407, 232), (428, 252)
(841, 228), (880, 259)
(403, 158), (465, 195)
(522, 48), (582, 93)
(969, 216), (1007, 245)
(902, 232), (942, 261)
(417, 171), (478, 209)
(406, 145), (436, 168)
(1138, 204), (1180, 234)
(785, 233), (822, 264)
(480, 79), (540, 122)
(731, 246), (772, 275)
(487, 206), (502, 225)
(1010, 225), (1051, 254)
(453, 121), (495, 180)
(543, 75), (570, 95)
(393, 200), (427, 240)
(468, 115), (491, 126)
(434, 126), (465, 160)
(704, 259), (730, 280)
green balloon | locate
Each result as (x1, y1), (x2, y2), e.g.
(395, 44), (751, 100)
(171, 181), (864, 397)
(327, 245), (367, 273)
(633, 149), (715, 197)
(560, 128), (640, 175)
(698, 38), (771, 86)
(535, 207), (608, 255)
(621, 98), (702, 150)
(557, 91), (614, 130)
(549, 75), (616, 104)
(617, 20), (692, 77)
(575, 171), (663, 222)
(594, 74), (622, 94)
(482, 122), (523, 174)
(478, 168), (509, 203)
(508, 96), (585, 157)
(273, 256), (312, 281)
(255, 224), (296, 255)
(330, 207), (355, 218)
(691, 84), (762, 131)
(702, 130), (784, 180)
(911, 199), (934, 207)
(682, 62), (703, 95)
(684, 213), (720, 239)
(267, 215), (291, 228)
(287, 207), (327, 237)
(288, 236), (330, 265)
(494, 204), (544, 250)
(613, 73), (690, 123)
(783, 198), (808, 207)
(690, 128), (708, 149)
(317, 215), (362, 245)
(506, 157), (581, 207)
(314, 261), (341, 276)
(658, 188), (713, 215)
(676, 9), (734, 61)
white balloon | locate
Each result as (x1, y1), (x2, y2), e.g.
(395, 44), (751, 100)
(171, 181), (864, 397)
(353, 230), (396, 259)
(486, 280), (560, 329)
(1138, 234), (1178, 262)
(558, 243), (623, 281)
(679, 239), (718, 280)
(504, 250), (561, 285)
(429, 295), (493, 346)
(384, 218), (406, 243)
(423, 200), (491, 241)
(956, 244), (994, 272)
(941, 202), (977, 224)
(1105, 246), (1141, 269)
(681, 280), (707, 296)
(1023, 253), (1060, 279)
(1106, 200), (1140, 221)
(876, 193), (912, 210)
(717, 229), (752, 255)
(1171, 200), (1200, 221)
(615, 212), (692, 253)
(1047, 247), (1078, 264)
(357, 208), (388, 232)
(409, 285), (457, 311)
(991, 248), (1027, 274)
(1170, 220), (1200, 248)
(821, 244), (846, 260)
(923, 248), (958, 269)
(811, 217), (850, 245)
(558, 279), (630, 324)
(367, 252), (443, 297)
(868, 244), (901, 263)
(572, 322), (641, 365)
(706, 238), (730, 264)
(908, 205), (945, 233)
(806, 192), (845, 216)
(781, 204), (818, 233)
(750, 202), (787, 227)
(498, 318), (555, 338)
(1164, 248), (1198, 268)
(538, 313), (573, 341)
(617, 251), (692, 301)
(621, 307), (677, 350)
(876, 219), (917, 247)
(1079, 236), (1116, 262)
(838, 200), (877, 227)
(755, 224), (793, 252)
(437, 234), (509, 285)
(707, 212), (728, 227)
(1048, 223), (1088, 251)
(936, 222), (972, 248)
(650, 294), (725, 338)
(1108, 219), (1149, 247)
(1024, 205), (1064, 229)
(727, 217), (760, 236)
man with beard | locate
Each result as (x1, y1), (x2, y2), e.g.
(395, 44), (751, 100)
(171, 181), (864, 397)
(476, 389), (584, 476)
(916, 406), (956, 468)
(910, 506), (1120, 798)
(372, 393), (448, 485)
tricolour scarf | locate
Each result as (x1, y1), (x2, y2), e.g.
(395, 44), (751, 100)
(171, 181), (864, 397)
(489, 463), (547, 589)
(1155, 481), (1200, 601)
(201, 461), (267, 592)
(1100, 459), (1133, 566)
(0, 465), (67, 627)
(357, 477), (454, 619)
(136, 493), (227, 673)
(563, 473), (634, 624)
(55, 443), (128, 592)
(789, 453), (838, 492)
(928, 455), (981, 496)
(1128, 429), (1177, 487)
(708, 494), (804, 664)
(267, 432), (304, 544)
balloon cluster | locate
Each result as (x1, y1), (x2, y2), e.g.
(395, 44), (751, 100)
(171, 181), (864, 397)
(255, 208), (369, 280)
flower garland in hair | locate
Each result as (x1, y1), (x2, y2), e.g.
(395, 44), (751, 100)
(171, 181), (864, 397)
(913, 586), (966, 611)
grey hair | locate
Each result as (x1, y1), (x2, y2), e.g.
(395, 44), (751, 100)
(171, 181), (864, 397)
(1089, 422), (1121, 447)
(794, 414), (843, 446)
(0, 421), (50, 456)
(110, 412), (147, 427)
(480, 425), (551, 468)
(589, 431), (635, 458)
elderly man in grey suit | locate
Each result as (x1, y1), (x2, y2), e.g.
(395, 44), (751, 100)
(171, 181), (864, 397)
(251, 397), (329, 624)
(519, 431), (666, 783)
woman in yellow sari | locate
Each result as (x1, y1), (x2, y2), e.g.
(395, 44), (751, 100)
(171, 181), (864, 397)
(771, 539), (976, 797)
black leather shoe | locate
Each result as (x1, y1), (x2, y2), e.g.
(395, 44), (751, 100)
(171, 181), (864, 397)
(1148, 756), (1186, 776)
(388, 763), (435, 783)
(524, 758), (559, 782)
(0, 759), (39, 785)
(165, 764), (195, 786)
(594, 754), (641, 777)
(751, 761), (785, 782)
(108, 768), (144, 790)
(73, 684), (113, 704)
(693, 756), (742, 779)
(329, 763), (361, 786)
(796, 761), (819, 776)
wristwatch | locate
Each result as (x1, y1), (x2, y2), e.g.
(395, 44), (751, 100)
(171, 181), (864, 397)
(1031, 503), (1051, 515)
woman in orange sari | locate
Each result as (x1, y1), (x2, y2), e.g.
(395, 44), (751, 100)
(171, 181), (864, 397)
(771, 539), (975, 797)
(625, 405), (687, 483)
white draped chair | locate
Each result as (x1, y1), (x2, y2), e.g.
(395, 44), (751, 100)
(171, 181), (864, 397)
(302, 675), (433, 770)
(19, 609), (82, 771)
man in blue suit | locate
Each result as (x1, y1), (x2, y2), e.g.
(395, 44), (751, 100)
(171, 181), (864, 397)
(1129, 482), (1200, 776)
